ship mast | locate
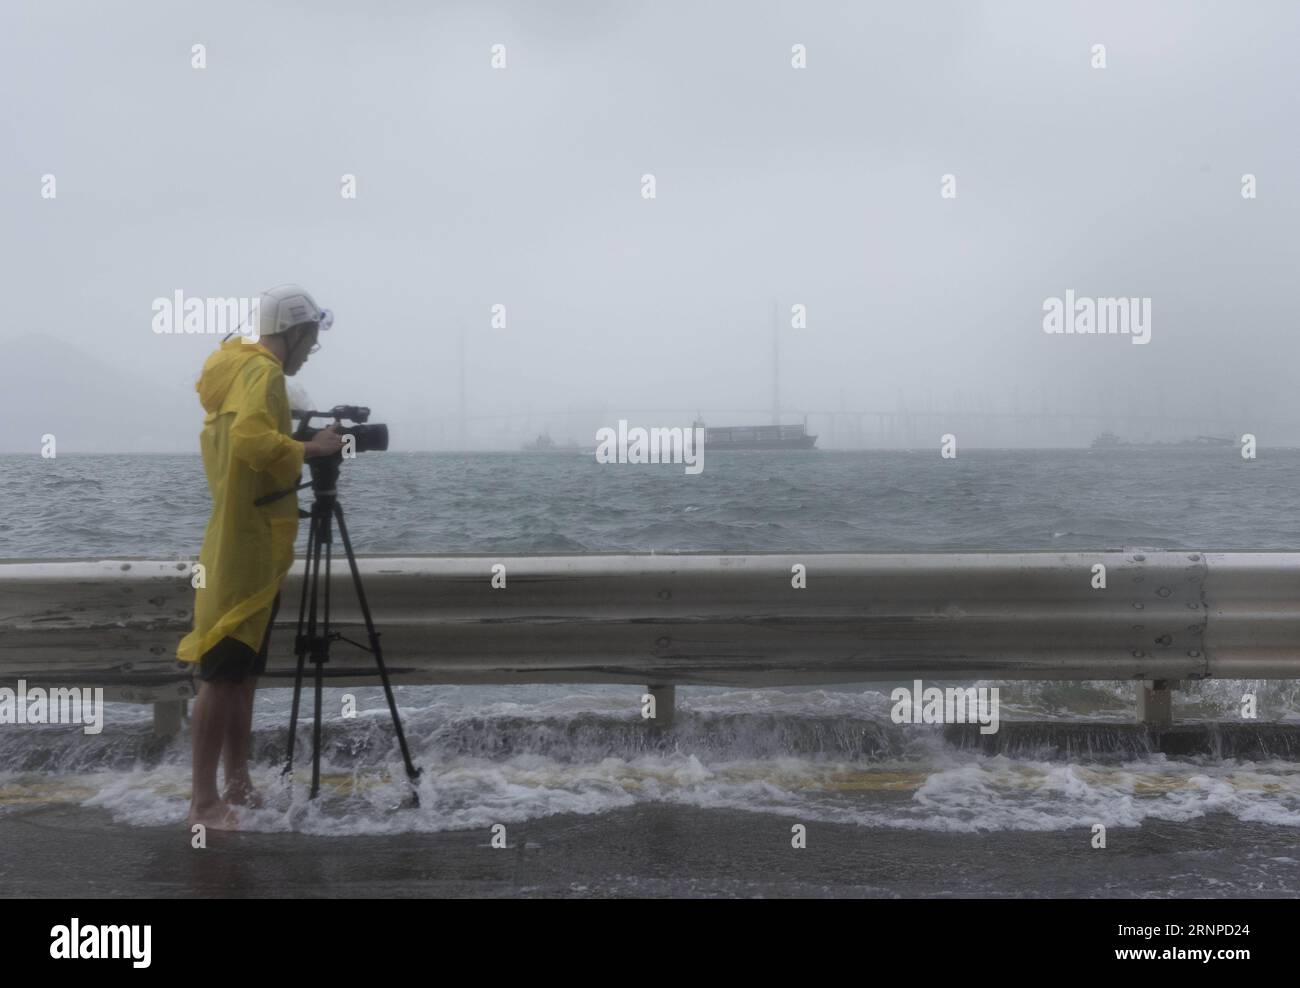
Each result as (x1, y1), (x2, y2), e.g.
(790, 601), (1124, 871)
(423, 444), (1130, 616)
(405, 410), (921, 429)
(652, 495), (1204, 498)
(771, 298), (779, 426)
(458, 327), (467, 450)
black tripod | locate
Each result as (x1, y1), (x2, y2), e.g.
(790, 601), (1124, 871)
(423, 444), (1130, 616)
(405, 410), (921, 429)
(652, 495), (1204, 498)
(257, 448), (421, 804)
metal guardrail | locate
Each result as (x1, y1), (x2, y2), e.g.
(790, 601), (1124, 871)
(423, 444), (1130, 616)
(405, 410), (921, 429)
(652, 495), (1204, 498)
(1, 551), (1298, 729)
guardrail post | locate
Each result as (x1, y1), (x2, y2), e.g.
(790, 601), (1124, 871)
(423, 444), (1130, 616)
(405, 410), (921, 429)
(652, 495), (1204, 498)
(1137, 679), (1178, 728)
(153, 700), (186, 738)
(647, 684), (675, 727)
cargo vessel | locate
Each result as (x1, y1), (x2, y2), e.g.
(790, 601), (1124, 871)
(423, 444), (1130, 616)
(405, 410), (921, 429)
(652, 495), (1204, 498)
(695, 419), (817, 451)
(1090, 432), (1235, 450)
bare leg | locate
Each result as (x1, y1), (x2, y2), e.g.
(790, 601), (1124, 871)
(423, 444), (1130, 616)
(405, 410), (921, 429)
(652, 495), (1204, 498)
(222, 677), (262, 806)
(189, 680), (240, 830)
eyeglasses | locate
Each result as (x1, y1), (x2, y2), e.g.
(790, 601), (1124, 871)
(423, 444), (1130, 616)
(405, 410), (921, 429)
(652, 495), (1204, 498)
(305, 307), (332, 354)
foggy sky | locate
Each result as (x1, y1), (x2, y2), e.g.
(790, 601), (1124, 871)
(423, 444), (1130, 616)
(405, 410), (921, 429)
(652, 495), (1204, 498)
(3, 0), (1299, 451)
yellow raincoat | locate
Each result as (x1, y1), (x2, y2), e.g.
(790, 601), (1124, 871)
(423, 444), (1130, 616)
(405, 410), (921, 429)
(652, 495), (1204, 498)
(177, 339), (305, 663)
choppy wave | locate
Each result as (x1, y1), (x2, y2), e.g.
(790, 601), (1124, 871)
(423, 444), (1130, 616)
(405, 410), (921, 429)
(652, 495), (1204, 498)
(3, 683), (1299, 836)
(8, 449), (1300, 555)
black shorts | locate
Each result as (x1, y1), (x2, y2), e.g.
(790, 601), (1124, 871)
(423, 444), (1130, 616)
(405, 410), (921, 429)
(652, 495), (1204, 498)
(198, 594), (281, 682)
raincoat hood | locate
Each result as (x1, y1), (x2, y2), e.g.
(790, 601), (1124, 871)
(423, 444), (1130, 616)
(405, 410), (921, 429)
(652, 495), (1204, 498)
(197, 339), (281, 415)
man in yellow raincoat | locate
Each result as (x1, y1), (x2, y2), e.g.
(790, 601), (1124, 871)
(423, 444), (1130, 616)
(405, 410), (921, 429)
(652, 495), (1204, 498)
(178, 284), (343, 830)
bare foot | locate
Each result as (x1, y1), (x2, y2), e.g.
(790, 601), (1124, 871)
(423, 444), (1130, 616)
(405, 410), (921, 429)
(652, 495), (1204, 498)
(188, 798), (240, 831)
(223, 780), (264, 808)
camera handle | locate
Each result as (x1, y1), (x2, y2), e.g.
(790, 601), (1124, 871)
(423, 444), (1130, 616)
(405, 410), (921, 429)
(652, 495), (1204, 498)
(254, 451), (342, 508)
(253, 479), (312, 508)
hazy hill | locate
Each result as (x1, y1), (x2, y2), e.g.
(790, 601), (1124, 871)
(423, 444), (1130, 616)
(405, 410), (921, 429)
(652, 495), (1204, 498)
(2, 335), (200, 453)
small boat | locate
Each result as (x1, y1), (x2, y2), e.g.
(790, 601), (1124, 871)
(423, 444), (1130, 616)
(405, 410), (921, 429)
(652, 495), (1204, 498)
(521, 433), (581, 453)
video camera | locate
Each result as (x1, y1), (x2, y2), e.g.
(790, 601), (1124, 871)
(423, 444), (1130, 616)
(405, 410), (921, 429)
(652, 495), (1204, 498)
(292, 405), (389, 455)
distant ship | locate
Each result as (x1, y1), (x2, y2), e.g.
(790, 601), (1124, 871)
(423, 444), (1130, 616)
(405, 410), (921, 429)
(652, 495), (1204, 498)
(521, 433), (581, 453)
(1090, 432), (1235, 451)
(695, 419), (818, 451)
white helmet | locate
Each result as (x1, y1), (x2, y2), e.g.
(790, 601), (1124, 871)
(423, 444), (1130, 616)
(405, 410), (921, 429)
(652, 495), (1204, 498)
(256, 284), (333, 338)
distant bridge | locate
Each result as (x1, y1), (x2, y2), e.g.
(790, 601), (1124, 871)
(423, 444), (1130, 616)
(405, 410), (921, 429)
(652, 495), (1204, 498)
(419, 406), (1283, 449)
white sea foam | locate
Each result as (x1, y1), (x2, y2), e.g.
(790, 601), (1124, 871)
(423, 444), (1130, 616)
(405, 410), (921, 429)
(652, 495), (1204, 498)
(30, 746), (1295, 836)
(4, 684), (1299, 835)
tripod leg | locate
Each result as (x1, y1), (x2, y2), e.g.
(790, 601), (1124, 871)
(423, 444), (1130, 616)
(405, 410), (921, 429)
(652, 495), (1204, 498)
(308, 509), (328, 800)
(317, 527), (332, 798)
(284, 506), (319, 779)
(333, 502), (423, 801)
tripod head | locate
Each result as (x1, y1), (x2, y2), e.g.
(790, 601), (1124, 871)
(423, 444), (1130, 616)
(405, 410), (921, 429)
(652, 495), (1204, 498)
(255, 406), (389, 506)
